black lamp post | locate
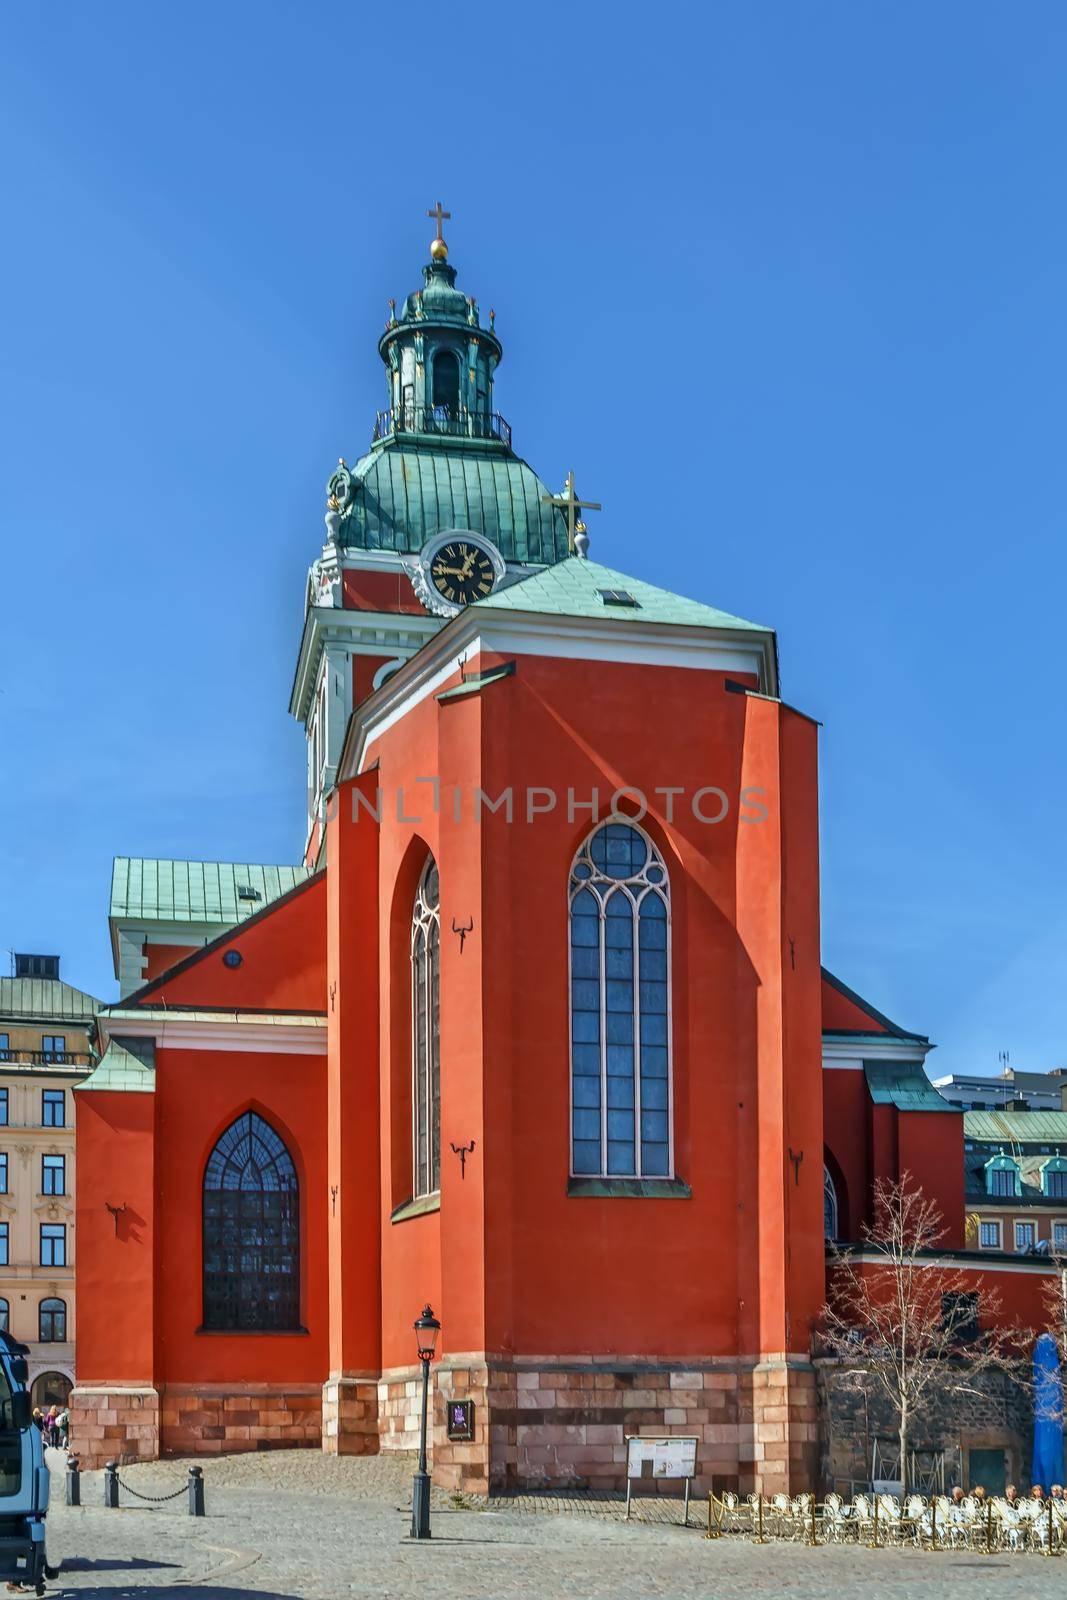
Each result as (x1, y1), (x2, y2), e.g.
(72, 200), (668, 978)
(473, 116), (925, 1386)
(411, 1303), (441, 1540)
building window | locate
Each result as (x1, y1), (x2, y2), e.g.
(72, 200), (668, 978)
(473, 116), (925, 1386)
(941, 1290), (981, 1343)
(0, 1035), (8, 1063)
(42, 1091), (65, 1128)
(979, 1220), (1001, 1249)
(824, 1166), (839, 1240)
(42, 1155), (64, 1196)
(0, 1090), (8, 1127)
(569, 821), (671, 1179)
(411, 856), (441, 1199)
(987, 1161), (1019, 1197)
(38, 1299), (66, 1343)
(1053, 1222), (1067, 1253)
(0, 1226), (8, 1267)
(1014, 1221), (1036, 1253)
(1043, 1165), (1067, 1199)
(431, 349), (460, 412)
(202, 1111), (300, 1331)
(40, 1224), (65, 1267)
(0, 1155), (8, 1195)
(41, 1037), (65, 1064)
(0, 1300), (8, 1333)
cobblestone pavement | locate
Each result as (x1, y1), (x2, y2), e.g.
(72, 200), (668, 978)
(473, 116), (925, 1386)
(38, 1450), (1067, 1599)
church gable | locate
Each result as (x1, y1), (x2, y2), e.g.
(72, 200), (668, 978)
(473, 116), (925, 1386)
(123, 871), (327, 1014)
(821, 966), (926, 1041)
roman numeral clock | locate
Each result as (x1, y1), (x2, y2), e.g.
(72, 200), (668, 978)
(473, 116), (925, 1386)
(411, 531), (507, 618)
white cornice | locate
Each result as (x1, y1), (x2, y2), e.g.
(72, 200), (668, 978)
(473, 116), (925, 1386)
(289, 606), (440, 723)
(340, 606), (777, 781)
(99, 1011), (326, 1056)
(822, 1036), (933, 1069)
(843, 1249), (1059, 1277)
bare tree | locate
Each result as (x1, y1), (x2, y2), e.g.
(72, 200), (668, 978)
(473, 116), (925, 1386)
(819, 1174), (1022, 1496)
(1040, 1248), (1067, 1368)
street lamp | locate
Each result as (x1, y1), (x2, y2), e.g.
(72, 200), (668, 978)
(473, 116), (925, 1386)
(411, 1303), (441, 1540)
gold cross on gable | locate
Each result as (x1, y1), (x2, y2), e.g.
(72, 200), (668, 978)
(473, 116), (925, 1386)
(427, 200), (452, 240)
(542, 470), (602, 552)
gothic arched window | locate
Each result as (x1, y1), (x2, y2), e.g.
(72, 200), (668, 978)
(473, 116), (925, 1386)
(202, 1111), (300, 1331)
(824, 1165), (839, 1241)
(431, 349), (460, 413)
(412, 856), (441, 1198)
(569, 821), (671, 1179)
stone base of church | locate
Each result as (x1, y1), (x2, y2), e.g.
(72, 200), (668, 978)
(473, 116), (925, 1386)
(321, 1372), (380, 1455)
(69, 1386), (161, 1468)
(160, 1383), (322, 1455)
(70, 1383), (323, 1466)
(422, 1355), (818, 1498)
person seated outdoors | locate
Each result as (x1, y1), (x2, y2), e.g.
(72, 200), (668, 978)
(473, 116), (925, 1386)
(1004, 1484), (1019, 1504)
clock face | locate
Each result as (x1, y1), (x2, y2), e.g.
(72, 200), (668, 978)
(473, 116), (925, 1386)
(428, 540), (496, 606)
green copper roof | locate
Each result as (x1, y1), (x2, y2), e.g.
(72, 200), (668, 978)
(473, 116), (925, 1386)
(0, 978), (101, 1024)
(334, 442), (569, 564)
(474, 556), (771, 632)
(965, 1109), (1067, 1144)
(111, 859), (311, 925)
(77, 1039), (154, 1094)
(865, 1061), (957, 1113)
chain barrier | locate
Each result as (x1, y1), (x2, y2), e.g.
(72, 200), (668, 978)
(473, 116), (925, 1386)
(115, 1477), (187, 1503)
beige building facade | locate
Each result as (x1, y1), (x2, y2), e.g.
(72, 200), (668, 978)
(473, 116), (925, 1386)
(0, 958), (99, 1408)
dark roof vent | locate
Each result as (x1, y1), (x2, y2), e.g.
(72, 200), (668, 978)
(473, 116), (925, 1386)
(598, 589), (639, 608)
(13, 954), (59, 980)
(236, 886), (261, 903)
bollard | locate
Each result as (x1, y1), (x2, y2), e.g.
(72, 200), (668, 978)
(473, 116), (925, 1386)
(65, 1454), (80, 1508)
(705, 1491), (720, 1539)
(103, 1460), (119, 1510)
(868, 1492), (879, 1550)
(808, 1495), (819, 1548)
(985, 1497), (994, 1555)
(1047, 1496), (1056, 1557)
(188, 1464), (205, 1518)
(756, 1493), (766, 1544)
(929, 1495), (937, 1552)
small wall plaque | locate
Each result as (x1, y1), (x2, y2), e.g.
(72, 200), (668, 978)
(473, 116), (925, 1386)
(446, 1399), (474, 1441)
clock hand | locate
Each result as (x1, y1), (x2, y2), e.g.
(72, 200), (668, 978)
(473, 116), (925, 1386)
(435, 566), (471, 578)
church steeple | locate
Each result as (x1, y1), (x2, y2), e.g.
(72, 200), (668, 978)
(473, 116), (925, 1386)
(376, 206), (504, 447)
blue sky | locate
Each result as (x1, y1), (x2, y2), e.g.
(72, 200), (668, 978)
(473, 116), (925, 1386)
(1, 3), (1064, 1078)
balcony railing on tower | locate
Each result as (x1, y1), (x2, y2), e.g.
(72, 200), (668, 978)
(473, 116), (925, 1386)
(373, 405), (511, 448)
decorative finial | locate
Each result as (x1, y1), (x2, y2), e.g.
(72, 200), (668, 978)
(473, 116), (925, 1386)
(427, 199), (452, 260)
(489, 308), (495, 330)
(542, 471), (603, 555)
(574, 521), (590, 560)
(338, 457), (347, 468)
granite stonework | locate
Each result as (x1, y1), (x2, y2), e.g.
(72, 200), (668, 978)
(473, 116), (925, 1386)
(69, 1383), (322, 1466)
(816, 1356), (1039, 1492)
(321, 1372), (379, 1456)
(72, 1360), (820, 1491)
(69, 1386), (160, 1467)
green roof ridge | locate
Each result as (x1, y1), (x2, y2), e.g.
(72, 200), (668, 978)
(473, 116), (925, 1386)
(78, 1039), (155, 1094)
(472, 555), (771, 633)
(110, 858), (311, 924)
(0, 977), (101, 1022)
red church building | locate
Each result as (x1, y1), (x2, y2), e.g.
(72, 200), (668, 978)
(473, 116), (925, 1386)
(71, 223), (1052, 1495)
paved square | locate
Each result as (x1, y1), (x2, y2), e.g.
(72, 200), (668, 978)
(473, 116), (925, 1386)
(41, 1451), (1067, 1599)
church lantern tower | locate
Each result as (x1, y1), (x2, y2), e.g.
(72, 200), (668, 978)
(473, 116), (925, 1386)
(290, 212), (572, 865)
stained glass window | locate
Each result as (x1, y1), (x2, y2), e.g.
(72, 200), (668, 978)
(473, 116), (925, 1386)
(570, 822), (672, 1178)
(202, 1112), (300, 1331)
(412, 856), (441, 1198)
(823, 1166), (838, 1240)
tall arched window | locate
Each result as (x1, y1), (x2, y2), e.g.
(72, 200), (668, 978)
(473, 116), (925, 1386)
(412, 856), (441, 1198)
(824, 1165), (839, 1241)
(202, 1111), (300, 1331)
(569, 821), (671, 1178)
(431, 349), (460, 412)
(39, 1298), (66, 1343)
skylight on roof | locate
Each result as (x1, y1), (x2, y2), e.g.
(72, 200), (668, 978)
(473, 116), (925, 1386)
(598, 589), (639, 608)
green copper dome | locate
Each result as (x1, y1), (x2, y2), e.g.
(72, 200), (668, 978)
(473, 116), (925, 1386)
(324, 248), (569, 564)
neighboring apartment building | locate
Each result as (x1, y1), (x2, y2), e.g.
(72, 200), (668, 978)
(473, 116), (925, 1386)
(933, 1066), (1067, 1111)
(965, 1108), (1067, 1256)
(0, 955), (99, 1408)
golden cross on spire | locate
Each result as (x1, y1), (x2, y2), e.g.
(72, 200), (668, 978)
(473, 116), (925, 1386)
(542, 470), (602, 554)
(427, 200), (452, 259)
